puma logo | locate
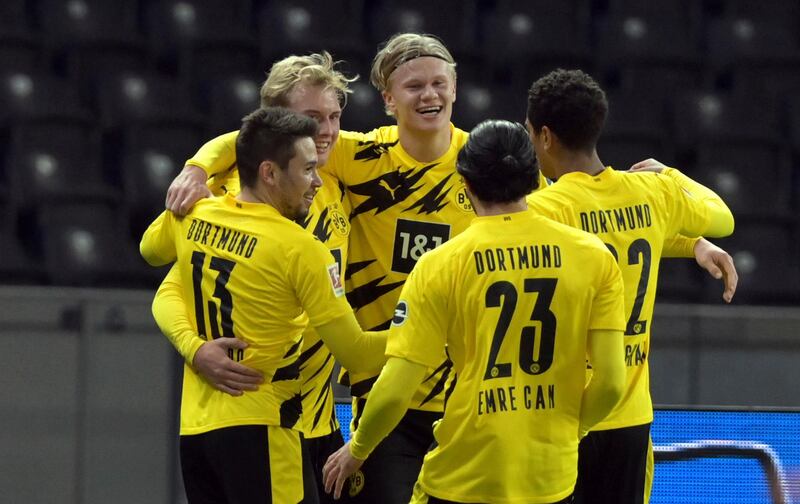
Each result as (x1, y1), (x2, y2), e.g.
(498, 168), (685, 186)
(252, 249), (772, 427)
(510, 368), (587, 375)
(379, 179), (398, 200)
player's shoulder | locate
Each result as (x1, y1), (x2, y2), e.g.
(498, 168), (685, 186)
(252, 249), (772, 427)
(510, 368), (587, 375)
(451, 124), (470, 146)
(339, 125), (398, 144)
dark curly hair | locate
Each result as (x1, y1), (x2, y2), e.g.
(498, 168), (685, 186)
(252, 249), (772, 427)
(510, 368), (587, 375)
(456, 120), (539, 204)
(526, 69), (607, 152)
(236, 107), (319, 188)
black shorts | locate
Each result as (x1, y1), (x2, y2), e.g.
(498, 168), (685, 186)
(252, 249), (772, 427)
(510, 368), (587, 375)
(180, 424), (305, 504)
(422, 493), (573, 503)
(303, 430), (345, 504)
(347, 398), (442, 504)
(573, 423), (651, 504)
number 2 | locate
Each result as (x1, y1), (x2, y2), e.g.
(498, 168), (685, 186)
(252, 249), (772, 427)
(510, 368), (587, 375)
(604, 239), (651, 335)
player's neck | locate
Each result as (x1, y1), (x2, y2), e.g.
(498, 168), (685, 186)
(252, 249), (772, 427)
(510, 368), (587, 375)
(397, 124), (451, 163)
(552, 149), (605, 178)
(473, 199), (528, 217)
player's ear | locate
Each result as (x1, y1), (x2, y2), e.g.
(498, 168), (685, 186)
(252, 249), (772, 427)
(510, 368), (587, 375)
(260, 160), (280, 187)
(381, 90), (396, 115)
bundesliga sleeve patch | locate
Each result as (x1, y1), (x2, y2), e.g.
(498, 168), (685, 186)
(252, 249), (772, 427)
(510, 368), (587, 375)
(327, 263), (345, 297)
(392, 300), (409, 326)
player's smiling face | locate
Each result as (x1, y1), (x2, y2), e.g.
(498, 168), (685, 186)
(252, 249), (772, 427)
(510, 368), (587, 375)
(286, 82), (342, 167)
(276, 136), (321, 222)
(383, 56), (456, 133)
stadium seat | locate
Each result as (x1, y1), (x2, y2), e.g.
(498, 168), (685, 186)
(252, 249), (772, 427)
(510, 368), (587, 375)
(0, 192), (44, 284)
(0, 33), (43, 75)
(670, 90), (780, 155)
(452, 81), (525, 132)
(120, 123), (206, 237)
(366, 0), (478, 61)
(479, 0), (592, 89)
(595, 11), (702, 100)
(201, 75), (263, 135)
(0, 71), (91, 127)
(719, 0), (800, 30)
(706, 18), (800, 106)
(92, 71), (204, 131)
(692, 143), (793, 218)
(600, 89), (672, 171)
(339, 81), (389, 133)
(144, 0), (258, 77)
(36, 0), (151, 86)
(705, 219), (800, 305)
(656, 258), (703, 304)
(258, 0), (367, 66)
(36, 199), (159, 287)
(6, 118), (115, 209)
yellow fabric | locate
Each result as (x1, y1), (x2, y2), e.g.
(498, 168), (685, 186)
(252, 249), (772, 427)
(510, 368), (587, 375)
(578, 328), (625, 437)
(266, 425), (304, 504)
(662, 235), (699, 258)
(185, 130), (240, 195)
(324, 124), (475, 412)
(151, 265), (205, 364)
(166, 130), (352, 438)
(348, 358), (427, 460)
(140, 194), (352, 435)
(384, 209), (625, 503)
(526, 167), (734, 430)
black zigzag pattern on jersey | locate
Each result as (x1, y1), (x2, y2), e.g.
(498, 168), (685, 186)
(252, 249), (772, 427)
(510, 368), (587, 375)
(338, 179), (347, 202)
(345, 276), (405, 311)
(303, 207), (333, 243)
(279, 394), (302, 428)
(297, 340), (324, 372)
(310, 366), (335, 431)
(344, 259), (374, 281)
(350, 376), (378, 398)
(405, 172), (454, 214)
(348, 164), (438, 218)
(354, 140), (398, 161)
(272, 340), (303, 382)
(418, 358), (453, 407)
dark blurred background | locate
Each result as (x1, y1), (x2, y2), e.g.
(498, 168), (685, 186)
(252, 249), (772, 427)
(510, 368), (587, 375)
(2, 3), (800, 503)
(0, 0), (798, 305)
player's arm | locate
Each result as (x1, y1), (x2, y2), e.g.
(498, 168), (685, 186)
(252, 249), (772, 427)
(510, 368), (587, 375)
(661, 167), (734, 237)
(315, 313), (388, 373)
(139, 210), (177, 266)
(165, 131), (238, 215)
(630, 158), (734, 237)
(580, 246), (627, 437)
(322, 357), (427, 499)
(579, 328), (625, 438)
(152, 267), (264, 395)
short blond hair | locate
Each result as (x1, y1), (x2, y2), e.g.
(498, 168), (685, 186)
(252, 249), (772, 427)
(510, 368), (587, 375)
(369, 33), (457, 93)
(260, 51), (356, 109)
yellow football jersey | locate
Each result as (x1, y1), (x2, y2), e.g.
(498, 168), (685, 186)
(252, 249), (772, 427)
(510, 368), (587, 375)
(186, 132), (351, 437)
(387, 209), (625, 503)
(324, 124), (475, 412)
(141, 194), (351, 435)
(527, 167), (725, 430)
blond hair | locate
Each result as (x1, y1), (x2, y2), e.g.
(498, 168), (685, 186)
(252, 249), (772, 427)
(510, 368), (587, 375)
(259, 51), (357, 109)
(369, 33), (457, 93)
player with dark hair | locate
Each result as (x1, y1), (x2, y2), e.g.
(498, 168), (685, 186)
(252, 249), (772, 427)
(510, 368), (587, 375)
(140, 107), (386, 504)
(154, 53), (357, 503)
(322, 119), (627, 503)
(524, 69), (736, 504)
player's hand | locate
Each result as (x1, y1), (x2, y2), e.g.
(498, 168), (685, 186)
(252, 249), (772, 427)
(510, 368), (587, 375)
(628, 158), (669, 173)
(166, 165), (212, 215)
(323, 441), (364, 500)
(693, 238), (738, 303)
(192, 339), (263, 396)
